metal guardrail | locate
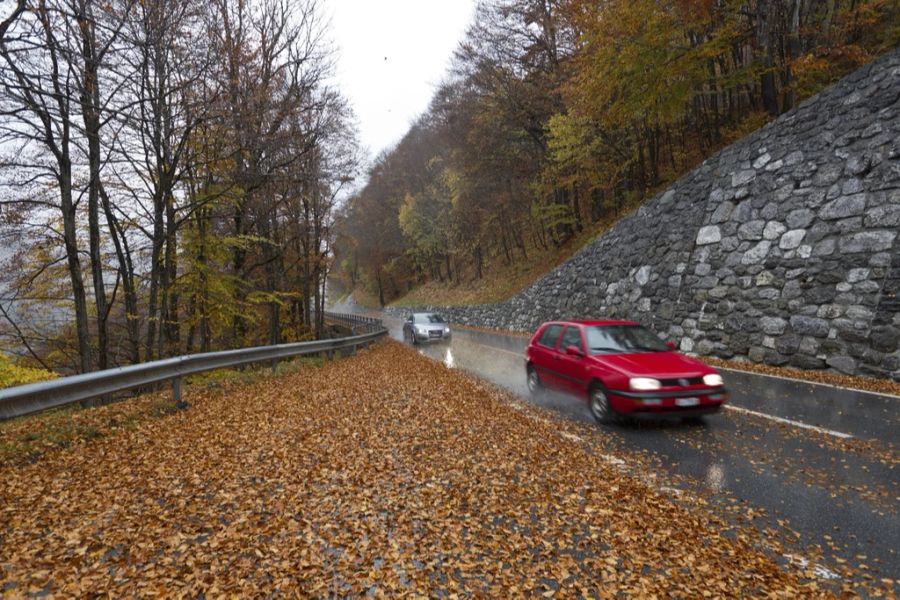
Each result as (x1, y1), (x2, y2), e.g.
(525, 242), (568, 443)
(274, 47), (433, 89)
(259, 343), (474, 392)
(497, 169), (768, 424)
(322, 311), (381, 334)
(0, 312), (386, 421)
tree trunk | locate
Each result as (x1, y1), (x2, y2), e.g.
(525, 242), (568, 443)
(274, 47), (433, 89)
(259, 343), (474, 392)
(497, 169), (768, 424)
(376, 270), (385, 307)
(162, 193), (180, 356)
(145, 193), (165, 361)
(231, 203), (248, 343)
(101, 186), (140, 365)
(783, 0), (802, 111)
(473, 245), (483, 279)
(758, 1), (780, 116)
(77, 0), (109, 370)
(60, 160), (93, 373)
(196, 207), (211, 352)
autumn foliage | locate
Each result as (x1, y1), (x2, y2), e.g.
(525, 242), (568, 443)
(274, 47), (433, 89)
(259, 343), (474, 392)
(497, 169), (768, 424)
(0, 0), (357, 375)
(333, 0), (899, 306)
(0, 353), (57, 389)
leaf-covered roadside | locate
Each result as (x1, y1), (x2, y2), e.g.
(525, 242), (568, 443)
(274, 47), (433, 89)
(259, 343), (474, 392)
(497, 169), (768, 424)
(0, 341), (864, 596)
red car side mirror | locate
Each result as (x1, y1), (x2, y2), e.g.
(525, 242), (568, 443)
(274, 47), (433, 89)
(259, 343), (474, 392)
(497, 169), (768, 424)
(565, 345), (584, 357)
(665, 341), (677, 350)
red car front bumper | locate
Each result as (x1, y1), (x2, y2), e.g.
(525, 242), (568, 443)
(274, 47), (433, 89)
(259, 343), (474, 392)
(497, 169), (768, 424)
(608, 387), (728, 416)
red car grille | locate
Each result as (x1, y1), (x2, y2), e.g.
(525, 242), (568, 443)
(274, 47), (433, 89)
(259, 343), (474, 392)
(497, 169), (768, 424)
(658, 376), (704, 387)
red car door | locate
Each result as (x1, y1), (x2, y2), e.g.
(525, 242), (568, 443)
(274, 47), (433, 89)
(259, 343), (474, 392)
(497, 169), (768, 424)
(555, 325), (589, 394)
(530, 323), (565, 390)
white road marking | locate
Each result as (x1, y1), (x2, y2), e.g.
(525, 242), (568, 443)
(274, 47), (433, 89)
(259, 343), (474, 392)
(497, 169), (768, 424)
(458, 338), (525, 359)
(600, 454), (626, 466)
(716, 365), (899, 400)
(406, 329), (526, 360)
(724, 405), (853, 439)
(783, 553), (842, 580)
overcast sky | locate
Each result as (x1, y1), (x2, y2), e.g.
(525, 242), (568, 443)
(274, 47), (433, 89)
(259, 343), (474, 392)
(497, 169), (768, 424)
(328, 0), (477, 161)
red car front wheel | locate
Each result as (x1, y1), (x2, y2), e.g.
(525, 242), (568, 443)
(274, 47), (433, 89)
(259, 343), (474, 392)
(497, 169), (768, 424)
(589, 385), (616, 423)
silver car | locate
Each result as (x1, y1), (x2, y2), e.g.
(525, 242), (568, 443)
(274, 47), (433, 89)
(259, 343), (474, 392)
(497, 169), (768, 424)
(403, 312), (451, 344)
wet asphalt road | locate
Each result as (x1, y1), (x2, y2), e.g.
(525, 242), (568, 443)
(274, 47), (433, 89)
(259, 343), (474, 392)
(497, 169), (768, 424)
(355, 311), (900, 584)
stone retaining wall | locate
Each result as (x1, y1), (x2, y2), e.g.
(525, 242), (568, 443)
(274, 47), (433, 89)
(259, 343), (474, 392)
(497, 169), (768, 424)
(388, 50), (900, 381)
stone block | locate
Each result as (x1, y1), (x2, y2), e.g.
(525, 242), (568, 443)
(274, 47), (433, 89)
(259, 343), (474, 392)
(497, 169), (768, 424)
(748, 346), (766, 362)
(753, 153), (771, 169)
(779, 229), (806, 249)
(812, 238), (836, 256)
(826, 355), (857, 374)
(820, 194), (866, 220)
(696, 226), (721, 245)
(839, 230), (896, 253)
(790, 315), (830, 337)
(764, 350), (790, 366)
(798, 336), (820, 355)
(864, 204), (900, 228)
(786, 208), (815, 229)
(847, 268), (870, 283)
(871, 326), (900, 353)
(710, 200), (734, 223)
(816, 304), (844, 319)
(741, 241), (771, 265)
(732, 200), (754, 223)
(790, 354), (826, 369)
(732, 169), (756, 187)
(760, 316), (787, 335)
(841, 178), (865, 195)
(738, 220), (766, 240)
(776, 333), (801, 354)
(635, 265), (651, 286)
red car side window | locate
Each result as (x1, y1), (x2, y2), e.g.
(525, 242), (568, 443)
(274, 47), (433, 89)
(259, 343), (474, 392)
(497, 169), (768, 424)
(560, 326), (584, 353)
(537, 324), (564, 348)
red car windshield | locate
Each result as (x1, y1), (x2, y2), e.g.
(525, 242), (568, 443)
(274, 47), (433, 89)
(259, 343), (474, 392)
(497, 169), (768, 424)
(585, 324), (669, 354)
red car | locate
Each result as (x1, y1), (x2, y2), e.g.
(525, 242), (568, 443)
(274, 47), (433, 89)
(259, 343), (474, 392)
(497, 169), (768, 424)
(525, 319), (727, 422)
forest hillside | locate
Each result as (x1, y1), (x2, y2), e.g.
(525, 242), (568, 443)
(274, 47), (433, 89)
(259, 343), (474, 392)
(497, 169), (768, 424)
(333, 0), (899, 307)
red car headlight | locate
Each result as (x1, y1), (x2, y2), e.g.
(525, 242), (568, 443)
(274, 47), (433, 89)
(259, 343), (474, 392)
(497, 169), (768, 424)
(703, 373), (724, 387)
(629, 377), (661, 391)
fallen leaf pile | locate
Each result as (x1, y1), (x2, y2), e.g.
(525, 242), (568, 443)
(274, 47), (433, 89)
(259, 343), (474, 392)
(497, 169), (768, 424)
(0, 341), (867, 596)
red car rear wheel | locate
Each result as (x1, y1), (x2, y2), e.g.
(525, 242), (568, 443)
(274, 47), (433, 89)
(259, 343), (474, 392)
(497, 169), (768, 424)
(526, 365), (542, 395)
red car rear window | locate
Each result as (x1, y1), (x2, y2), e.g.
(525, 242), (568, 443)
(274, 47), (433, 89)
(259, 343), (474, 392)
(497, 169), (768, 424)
(537, 324), (564, 348)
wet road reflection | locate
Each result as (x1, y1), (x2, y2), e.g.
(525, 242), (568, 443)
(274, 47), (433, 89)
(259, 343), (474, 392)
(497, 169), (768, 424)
(705, 462), (726, 492)
(362, 310), (899, 580)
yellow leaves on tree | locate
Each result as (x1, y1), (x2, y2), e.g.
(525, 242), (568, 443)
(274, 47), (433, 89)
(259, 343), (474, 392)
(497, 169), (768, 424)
(0, 353), (57, 389)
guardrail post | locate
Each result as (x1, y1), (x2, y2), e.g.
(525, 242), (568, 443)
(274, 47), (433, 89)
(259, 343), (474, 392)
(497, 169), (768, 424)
(172, 377), (183, 403)
(271, 358), (279, 372)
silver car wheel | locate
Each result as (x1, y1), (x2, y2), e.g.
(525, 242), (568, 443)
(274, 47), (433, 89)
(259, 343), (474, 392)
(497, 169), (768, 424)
(590, 388), (611, 422)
